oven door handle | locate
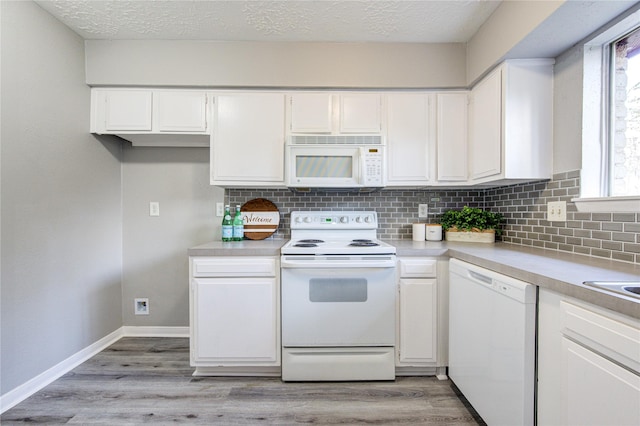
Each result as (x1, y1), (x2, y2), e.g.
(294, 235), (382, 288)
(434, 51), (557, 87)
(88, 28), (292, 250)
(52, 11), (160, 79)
(281, 257), (396, 269)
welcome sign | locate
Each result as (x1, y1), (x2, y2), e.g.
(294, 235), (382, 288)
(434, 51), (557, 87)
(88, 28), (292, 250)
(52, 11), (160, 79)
(240, 198), (280, 240)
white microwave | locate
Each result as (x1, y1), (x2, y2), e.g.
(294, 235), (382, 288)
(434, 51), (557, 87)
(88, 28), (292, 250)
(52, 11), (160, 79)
(286, 144), (385, 188)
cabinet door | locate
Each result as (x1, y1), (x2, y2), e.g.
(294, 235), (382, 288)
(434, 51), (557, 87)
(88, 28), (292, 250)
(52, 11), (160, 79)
(398, 278), (437, 365)
(469, 68), (502, 180)
(386, 94), (434, 185)
(562, 338), (640, 426)
(156, 91), (208, 133)
(212, 93), (285, 185)
(339, 94), (382, 133)
(192, 277), (278, 364)
(437, 93), (468, 181)
(104, 90), (153, 131)
(290, 93), (333, 133)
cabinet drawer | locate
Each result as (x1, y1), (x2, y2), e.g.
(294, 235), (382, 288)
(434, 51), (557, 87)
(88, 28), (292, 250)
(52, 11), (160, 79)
(192, 257), (277, 277)
(560, 301), (640, 372)
(398, 258), (437, 278)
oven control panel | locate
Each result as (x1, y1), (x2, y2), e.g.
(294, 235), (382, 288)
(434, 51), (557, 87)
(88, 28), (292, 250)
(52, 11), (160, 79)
(291, 211), (378, 229)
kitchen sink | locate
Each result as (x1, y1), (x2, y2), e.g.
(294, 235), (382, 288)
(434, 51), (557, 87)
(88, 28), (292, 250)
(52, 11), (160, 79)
(583, 281), (640, 299)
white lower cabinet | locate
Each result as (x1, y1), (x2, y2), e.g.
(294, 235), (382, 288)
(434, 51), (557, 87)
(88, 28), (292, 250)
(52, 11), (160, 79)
(396, 258), (441, 373)
(538, 289), (640, 425)
(190, 256), (280, 376)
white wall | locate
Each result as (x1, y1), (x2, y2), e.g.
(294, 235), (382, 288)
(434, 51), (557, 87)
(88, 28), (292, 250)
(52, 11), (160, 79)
(121, 147), (221, 326)
(0, 1), (123, 395)
(85, 40), (467, 89)
(553, 45), (584, 174)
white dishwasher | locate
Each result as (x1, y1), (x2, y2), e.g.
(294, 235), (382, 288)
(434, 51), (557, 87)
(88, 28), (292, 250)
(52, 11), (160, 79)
(449, 259), (537, 426)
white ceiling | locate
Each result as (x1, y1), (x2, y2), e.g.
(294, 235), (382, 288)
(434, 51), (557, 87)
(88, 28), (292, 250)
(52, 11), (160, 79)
(34, 0), (503, 43)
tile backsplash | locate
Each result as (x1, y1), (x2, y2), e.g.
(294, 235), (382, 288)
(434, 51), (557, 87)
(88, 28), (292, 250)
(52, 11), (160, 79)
(228, 170), (639, 264)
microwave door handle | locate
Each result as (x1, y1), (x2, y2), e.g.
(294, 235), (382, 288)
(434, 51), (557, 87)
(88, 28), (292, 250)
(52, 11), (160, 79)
(358, 147), (366, 185)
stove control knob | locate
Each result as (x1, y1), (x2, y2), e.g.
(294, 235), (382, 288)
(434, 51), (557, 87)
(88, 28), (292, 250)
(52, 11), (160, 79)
(364, 216), (372, 224)
(303, 216), (312, 223)
(340, 216), (349, 223)
(355, 216), (363, 223)
(295, 216), (303, 223)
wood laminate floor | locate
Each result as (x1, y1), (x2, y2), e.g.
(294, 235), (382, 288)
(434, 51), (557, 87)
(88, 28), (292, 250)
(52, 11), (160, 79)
(2, 337), (485, 425)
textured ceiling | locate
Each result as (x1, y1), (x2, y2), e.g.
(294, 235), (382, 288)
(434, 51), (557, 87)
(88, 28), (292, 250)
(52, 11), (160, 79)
(34, 0), (502, 43)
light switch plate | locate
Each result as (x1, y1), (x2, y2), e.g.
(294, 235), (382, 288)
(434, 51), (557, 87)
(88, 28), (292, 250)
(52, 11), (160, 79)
(418, 204), (429, 218)
(149, 202), (160, 217)
(547, 201), (566, 222)
(216, 202), (224, 217)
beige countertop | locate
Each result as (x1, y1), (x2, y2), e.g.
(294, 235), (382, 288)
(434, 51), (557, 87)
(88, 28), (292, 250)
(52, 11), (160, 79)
(189, 238), (639, 319)
(391, 240), (640, 319)
(188, 239), (287, 257)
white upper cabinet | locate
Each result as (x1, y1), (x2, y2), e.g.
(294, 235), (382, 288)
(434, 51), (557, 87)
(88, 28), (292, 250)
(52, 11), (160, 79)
(289, 93), (333, 133)
(339, 94), (382, 133)
(90, 88), (212, 146)
(103, 90), (153, 132)
(289, 93), (382, 134)
(156, 91), (209, 133)
(468, 59), (554, 184)
(436, 92), (468, 182)
(386, 93), (435, 186)
(211, 93), (286, 187)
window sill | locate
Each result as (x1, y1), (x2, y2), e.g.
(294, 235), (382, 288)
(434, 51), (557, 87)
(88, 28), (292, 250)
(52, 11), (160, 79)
(572, 196), (640, 213)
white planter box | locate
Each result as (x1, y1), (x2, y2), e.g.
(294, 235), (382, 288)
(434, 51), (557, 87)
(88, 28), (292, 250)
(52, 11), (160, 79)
(445, 231), (495, 243)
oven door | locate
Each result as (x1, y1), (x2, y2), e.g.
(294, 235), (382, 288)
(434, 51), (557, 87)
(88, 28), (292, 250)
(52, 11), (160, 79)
(281, 255), (396, 347)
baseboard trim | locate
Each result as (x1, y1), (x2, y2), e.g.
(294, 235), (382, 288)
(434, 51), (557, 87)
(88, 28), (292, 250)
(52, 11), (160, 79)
(121, 326), (190, 337)
(0, 326), (189, 414)
(0, 327), (124, 414)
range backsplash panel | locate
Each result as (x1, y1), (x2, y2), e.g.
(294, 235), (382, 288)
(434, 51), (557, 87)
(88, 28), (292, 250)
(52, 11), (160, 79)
(227, 170), (639, 263)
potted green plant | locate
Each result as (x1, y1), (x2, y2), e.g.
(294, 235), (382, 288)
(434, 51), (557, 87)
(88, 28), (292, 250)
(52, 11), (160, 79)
(438, 206), (504, 243)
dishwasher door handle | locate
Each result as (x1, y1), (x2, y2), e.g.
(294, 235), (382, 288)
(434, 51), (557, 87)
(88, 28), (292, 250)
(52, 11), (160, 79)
(468, 270), (493, 286)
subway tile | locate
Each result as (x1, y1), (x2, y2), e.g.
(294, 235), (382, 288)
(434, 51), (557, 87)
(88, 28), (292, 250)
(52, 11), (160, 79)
(612, 232), (636, 242)
(591, 213), (612, 221)
(624, 243), (640, 254)
(602, 241), (623, 251)
(583, 239), (601, 248)
(591, 231), (612, 240)
(574, 229), (591, 238)
(590, 249), (612, 259)
(624, 223), (640, 233)
(582, 221), (601, 230)
(574, 246), (591, 255)
(230, 170), (640, 258)
(602, 222), (624, 231)
(613, 213), (636, 222)
(612, 252), (636, 262)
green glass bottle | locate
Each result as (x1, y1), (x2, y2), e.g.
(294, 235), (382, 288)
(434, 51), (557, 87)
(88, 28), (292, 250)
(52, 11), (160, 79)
(221, 205), (233, 242)
(232, 205), (244, 241)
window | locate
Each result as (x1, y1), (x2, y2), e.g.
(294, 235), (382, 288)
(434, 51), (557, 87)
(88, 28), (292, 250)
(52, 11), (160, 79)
(574, 6), (640, 212)
(609, 26), (640, 197)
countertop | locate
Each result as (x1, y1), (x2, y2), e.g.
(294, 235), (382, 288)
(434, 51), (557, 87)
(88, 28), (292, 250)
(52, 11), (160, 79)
(189, 239), (639, 319)
(188, 239), (287, 257)
(392, 240), (640, 319)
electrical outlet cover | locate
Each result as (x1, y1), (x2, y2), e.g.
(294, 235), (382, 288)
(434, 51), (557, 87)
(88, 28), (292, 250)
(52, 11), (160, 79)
(418, 204), (429, 218)
(134, 298), (149, 315)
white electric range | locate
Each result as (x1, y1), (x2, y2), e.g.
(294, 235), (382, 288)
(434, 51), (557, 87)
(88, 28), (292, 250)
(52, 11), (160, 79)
(280, 211), (397, 382)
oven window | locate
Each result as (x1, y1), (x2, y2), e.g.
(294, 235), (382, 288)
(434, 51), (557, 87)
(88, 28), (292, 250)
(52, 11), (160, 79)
(309, 278), (368, 302)
(296, 156), (352, 178)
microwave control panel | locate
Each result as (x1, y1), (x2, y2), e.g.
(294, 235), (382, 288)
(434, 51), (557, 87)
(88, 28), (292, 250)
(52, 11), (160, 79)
(362, 148), (383, 186)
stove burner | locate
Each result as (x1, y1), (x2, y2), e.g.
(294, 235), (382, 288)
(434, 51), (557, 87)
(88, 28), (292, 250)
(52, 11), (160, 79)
(298, 239), (324, 244)
(294, 243), (318, 248)
(352, 239), (373, 243)
(349, 241), (380, 247)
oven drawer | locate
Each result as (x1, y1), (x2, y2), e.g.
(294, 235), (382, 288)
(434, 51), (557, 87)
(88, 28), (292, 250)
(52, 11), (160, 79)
(398, 258), (437, 278)
(192, 257), (277, 277)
